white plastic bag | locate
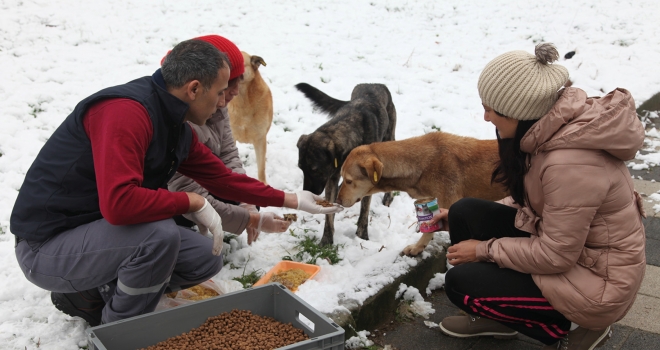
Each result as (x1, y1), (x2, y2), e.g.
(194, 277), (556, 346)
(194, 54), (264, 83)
(155, 279), (225, 311)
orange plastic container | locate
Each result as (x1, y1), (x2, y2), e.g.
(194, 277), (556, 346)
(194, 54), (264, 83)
(253, 261), (321, 292)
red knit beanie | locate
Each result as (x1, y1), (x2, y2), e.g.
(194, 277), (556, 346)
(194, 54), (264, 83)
(160, 35), (245, 80)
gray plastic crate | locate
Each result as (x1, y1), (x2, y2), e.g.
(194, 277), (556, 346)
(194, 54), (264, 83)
(86, 283), (344, 350)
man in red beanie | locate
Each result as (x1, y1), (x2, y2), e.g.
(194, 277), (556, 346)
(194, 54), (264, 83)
(167, 35), (284, 245)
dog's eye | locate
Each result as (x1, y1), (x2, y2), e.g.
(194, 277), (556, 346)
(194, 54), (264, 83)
(346, 180), (353, 185)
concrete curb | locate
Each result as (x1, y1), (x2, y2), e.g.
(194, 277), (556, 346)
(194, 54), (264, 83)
(326, 239), (448, 339)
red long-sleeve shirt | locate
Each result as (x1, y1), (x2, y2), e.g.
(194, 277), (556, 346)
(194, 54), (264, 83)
(83, 98), (285, 225)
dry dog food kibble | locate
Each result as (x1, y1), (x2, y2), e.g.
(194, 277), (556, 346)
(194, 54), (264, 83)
(268, 268), (311, 291)
(283, 213), (298, 222)
(315, 199), (334, 207)
(141, 309), (309, 350)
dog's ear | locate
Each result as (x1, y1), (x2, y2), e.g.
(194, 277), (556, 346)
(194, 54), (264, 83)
(361, 157), (384, 185)
(297, 134), (309, 149)
(250, 55), (267, 70)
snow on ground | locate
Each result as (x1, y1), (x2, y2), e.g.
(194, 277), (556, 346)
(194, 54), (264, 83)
(1, 0), (659, 349)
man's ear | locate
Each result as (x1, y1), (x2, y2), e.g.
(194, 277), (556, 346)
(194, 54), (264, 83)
(185, 80), (203, 101)
(361, 157), (384, 185)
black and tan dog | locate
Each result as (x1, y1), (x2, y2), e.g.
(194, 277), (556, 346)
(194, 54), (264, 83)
(296, 82), (397, 245)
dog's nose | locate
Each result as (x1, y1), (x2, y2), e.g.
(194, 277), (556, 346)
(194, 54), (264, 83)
(356, 198), (361, 202)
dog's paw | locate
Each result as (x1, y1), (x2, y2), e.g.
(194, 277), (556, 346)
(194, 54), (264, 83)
(402, 243), (425, 256)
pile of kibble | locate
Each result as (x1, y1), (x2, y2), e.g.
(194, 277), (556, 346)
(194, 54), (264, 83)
(140, 309), (309, 350)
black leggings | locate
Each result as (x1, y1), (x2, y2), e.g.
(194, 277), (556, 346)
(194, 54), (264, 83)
(444, 198), (570, 345)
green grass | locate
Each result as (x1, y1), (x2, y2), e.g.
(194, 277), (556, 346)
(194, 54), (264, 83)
(28, 102), (45, 118)
(222, 232), (240, 244)
(282, 230), (343, 265)
(231, 255), (263, 288)
(233, 269), (263, 288)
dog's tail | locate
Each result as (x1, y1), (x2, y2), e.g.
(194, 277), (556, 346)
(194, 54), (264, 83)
(295, 83), (348, 116)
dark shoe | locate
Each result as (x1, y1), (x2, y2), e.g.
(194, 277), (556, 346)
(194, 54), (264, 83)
(541, 326), (611, 350)
(439, 315), (518, 339)
(51, 289), (104, 326)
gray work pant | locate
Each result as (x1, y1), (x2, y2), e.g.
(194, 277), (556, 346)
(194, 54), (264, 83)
(15, 218), (223, 324)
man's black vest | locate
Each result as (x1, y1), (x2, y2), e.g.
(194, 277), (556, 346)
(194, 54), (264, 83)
(10, 69), (192, 241)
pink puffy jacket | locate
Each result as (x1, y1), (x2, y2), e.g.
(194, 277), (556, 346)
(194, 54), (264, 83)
(476, 87), (646, 330)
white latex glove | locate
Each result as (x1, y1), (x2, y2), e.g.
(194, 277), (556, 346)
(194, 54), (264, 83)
(257, 212), (292, 233)
(184, 198), (224, 256)
(295, 190), (344, 214)
(239, 203), (260, 245)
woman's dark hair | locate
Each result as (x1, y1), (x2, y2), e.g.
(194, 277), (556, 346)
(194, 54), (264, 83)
(491, 111), (539, 206)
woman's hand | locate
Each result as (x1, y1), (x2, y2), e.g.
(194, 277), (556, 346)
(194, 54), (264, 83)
(428, 208), (450, 232)
(446, 239), (480, 265)
(257, 212), (291, 233)
(240, 203), (261, 245)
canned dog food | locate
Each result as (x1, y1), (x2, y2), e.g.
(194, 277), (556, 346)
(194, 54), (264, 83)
(414, 197), (443, 233)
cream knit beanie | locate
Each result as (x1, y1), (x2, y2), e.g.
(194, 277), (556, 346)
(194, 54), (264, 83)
(478, 43), (569, 121)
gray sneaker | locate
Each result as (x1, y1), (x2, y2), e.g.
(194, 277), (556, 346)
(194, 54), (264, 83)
(541, 326), (611, 350)
(439, 315), (518, 339)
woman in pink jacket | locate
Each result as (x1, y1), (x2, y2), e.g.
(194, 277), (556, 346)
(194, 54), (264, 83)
(435, 43), (646, 350)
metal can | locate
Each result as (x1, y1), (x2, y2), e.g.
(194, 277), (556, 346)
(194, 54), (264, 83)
(414, 197), (443, 233)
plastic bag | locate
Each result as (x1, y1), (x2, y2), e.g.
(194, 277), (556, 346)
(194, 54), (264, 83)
(155, 279), (225, 311)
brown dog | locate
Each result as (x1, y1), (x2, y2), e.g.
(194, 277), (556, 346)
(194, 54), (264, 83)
(227, 51), (273, 184)
(336, 131), (506, 256)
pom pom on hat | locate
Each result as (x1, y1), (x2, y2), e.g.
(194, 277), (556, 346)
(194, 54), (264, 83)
(478, 43), (569, 121)
(160, 35), (245, 80)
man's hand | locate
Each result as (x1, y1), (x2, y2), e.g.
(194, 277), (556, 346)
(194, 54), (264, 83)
(257, 212), (291, 233)
(446, 239), (480, 266)
(185, 197), (224, 256)
(186, 192), (206, 212)
(289, 190), (344, 214)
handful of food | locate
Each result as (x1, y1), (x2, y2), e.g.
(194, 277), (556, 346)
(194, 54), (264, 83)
(283, 213), (298, 222)
(315, 199), (335, 207)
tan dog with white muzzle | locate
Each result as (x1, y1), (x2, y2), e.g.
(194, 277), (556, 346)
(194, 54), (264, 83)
(337, 131), (507, 256)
